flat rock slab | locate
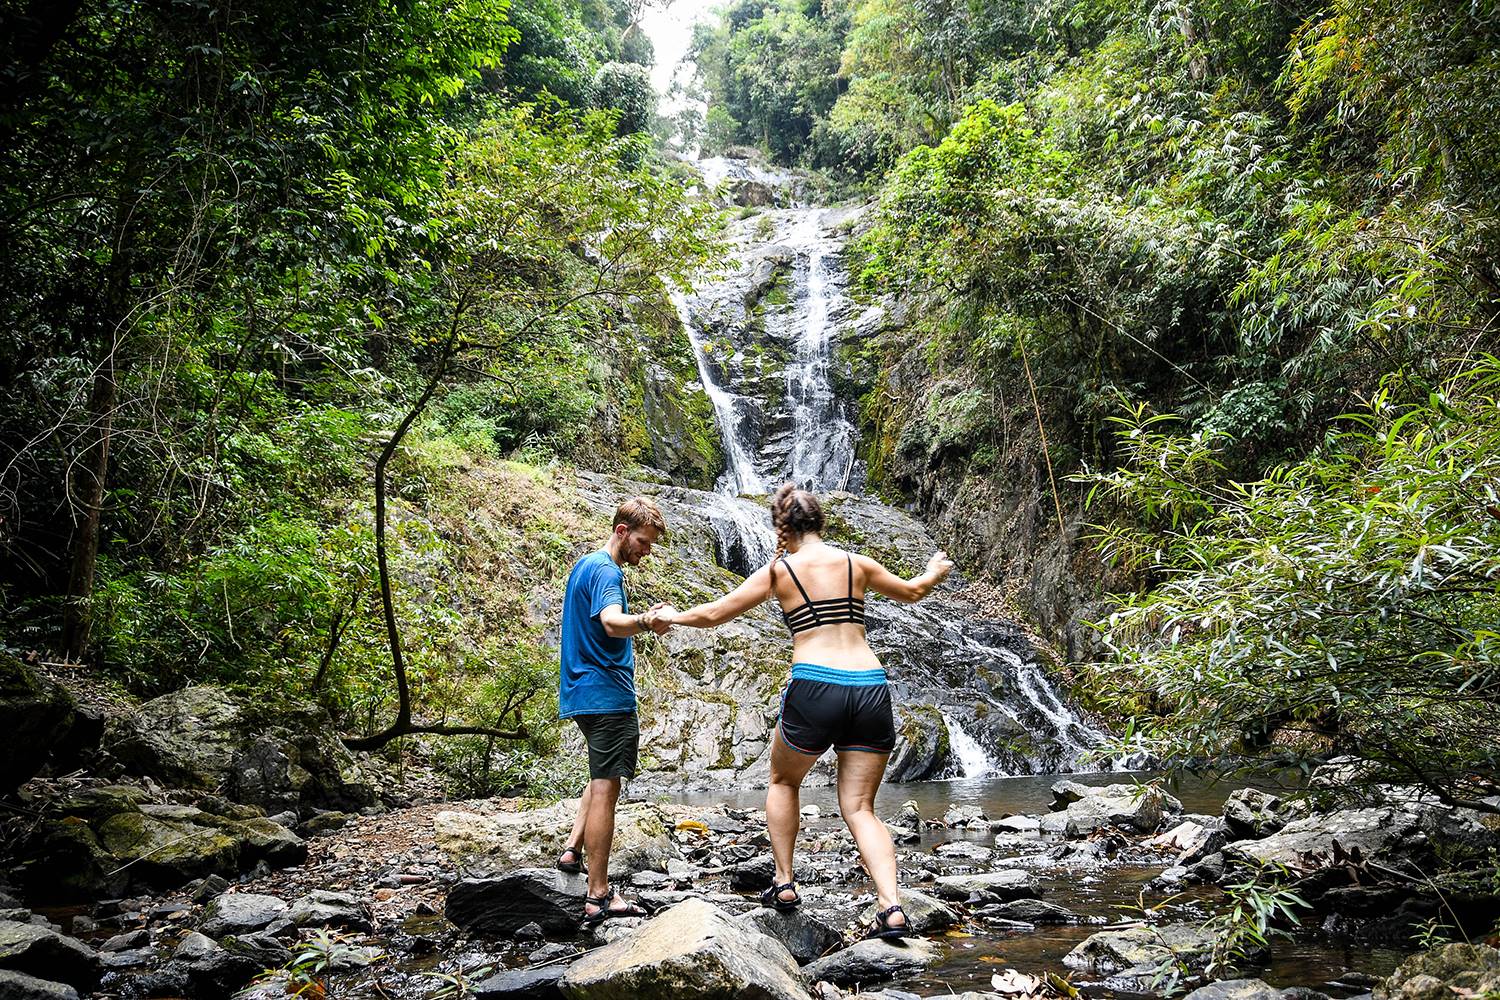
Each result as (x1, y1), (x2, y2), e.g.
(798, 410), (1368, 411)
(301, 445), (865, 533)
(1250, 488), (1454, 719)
(448, 870), (589, 936)
(559, 898), (806, 1000)
(740, 907), (844, 964)
(1224, 806), (1497, 875)
(932, 870), (1040, 902)
(803, 937), (937, 986)
(859, 890), (958, 933)
(474, 965), (567, 999)
(199, 893), (288, 937)
(287, 890), (370, 932)
(982, 898), (1080, 924)
(0, 920), (102, 991)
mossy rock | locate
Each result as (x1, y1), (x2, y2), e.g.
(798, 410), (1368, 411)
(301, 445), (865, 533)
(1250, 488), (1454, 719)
(21, 817), (125, 901)
(94, 810), (241, 887)
(0, 655), (76, 793)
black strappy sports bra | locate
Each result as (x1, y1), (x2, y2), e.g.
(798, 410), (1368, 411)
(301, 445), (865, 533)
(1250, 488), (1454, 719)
(771, 552), (867, 635)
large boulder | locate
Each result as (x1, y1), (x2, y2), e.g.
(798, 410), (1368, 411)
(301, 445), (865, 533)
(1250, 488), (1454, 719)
(1049, 783), (1183, 836)
(0, 921), (102, 991)
(1223, 804), (1498, 876)
(198, 893), (288, 937)
(447, 870), (590, 936)
(740, 907), (844, 964)
(436, 801), (677, 877)
(0, 656), (76, 794)
(1375, 944), (1500, 1000)
(803, 937), (938, 986)
(85, 804), (306, 891)
(1222, 789), (1307, 840)
(165, 931), (261, 999)
(558, 898), (807, 1000)
(101, 685), (378, 812)
(1063, 923), (1224, 989)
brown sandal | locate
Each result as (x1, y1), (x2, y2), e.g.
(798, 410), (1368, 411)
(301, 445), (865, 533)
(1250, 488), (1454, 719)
(862, 903), (910, 940)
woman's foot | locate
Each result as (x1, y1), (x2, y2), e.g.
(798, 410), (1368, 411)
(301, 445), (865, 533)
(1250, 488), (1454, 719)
(863, 903), (910, 939)
(760, 881), (801, 912)
(581, 886), (648, 925)
(557, 845), (585, 874)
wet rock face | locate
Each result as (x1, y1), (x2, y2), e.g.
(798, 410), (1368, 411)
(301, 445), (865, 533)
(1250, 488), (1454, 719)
(0, 920), (103, 992)
(1063, 923), (1231, 989)
(1223, 803), (1498, 875)
(739, 906), (845, 964)
(0, 655), (77, 794)
(803, 936), (938, 986)
(0, 970), (82, 1000)
(1046, 782), (1183, 836)
(558, 897), (808, 1000)
(101, 685), (378, 812)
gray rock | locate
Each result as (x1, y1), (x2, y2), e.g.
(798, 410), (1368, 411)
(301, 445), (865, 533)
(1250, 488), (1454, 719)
(943, 805), (986, 828)
(1056, 783), (1183, 836)
(740, 906), (844, 963)
(299, 811), (356, 837)
(528, 942), (580, 964)
(934, 841), (992, 862)
(286, 889), (370, 932)
(991, 816), (1040, 835)
(100, 947), (156, 968)
(436, 801), (677, 877)
(803, 937), (938, 986)
(220, 930), (293, 968)
(858, 889), (958, 933)
(1050, 779), (1092, 810)
(475, 965), (566, 999)
(1375, 943), (1500, 1000)
(101, 929), (151, 952)
(0, 970), (80, 1000)
(982, 898), (1080, 924)
(1183, 979), (1285, 1000)
(559, 898), (805, 1000)
(932, 870), (1040, 902)
(1223, 789), (1305, 839)
(447, 870), (589, 936)
(1225, 805), (1498, 877)
(730, 854), (777, 891)
(166, 931), (261, 998)
(1063, 923), (1236, 988)
(189, 874), (230, 903)
(199, 892), (288, 936)
(0, 920), (102, 991)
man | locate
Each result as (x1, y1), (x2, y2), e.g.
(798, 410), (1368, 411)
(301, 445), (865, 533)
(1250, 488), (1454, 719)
(554, 496), (670, 923)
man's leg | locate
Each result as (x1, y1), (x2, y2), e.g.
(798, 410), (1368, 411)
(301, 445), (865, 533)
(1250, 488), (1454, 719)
(565, 783), (592, 853)
(584, 776), (621, 903)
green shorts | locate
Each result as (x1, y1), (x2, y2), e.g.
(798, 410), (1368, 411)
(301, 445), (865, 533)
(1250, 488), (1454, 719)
(574, 711), (639, 780)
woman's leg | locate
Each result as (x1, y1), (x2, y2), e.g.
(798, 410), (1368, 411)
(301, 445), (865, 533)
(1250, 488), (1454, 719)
(767, 729), (821, 902)
(836, 750), (906, 927)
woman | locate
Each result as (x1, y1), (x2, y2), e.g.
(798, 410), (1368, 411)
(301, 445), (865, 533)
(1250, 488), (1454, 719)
(658, 483), (954, 938)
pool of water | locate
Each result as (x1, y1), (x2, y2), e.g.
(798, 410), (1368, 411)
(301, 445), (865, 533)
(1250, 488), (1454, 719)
(671, 772), (1404, 997)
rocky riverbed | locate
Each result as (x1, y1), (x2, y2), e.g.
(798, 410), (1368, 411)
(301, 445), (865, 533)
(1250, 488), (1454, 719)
(5, 764), (1498, 1000)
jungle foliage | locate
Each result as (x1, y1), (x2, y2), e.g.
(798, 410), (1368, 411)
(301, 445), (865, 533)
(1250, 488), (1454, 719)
(0, 0), (715, 788)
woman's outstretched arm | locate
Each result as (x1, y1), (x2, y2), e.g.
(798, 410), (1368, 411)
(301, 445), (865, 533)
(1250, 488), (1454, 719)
(857, 550), (954, 603)
(660, 563), (774, 628)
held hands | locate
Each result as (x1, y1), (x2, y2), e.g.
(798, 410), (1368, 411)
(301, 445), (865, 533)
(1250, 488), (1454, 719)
(642, 602), (677, 635)
(926, 549), (955, 583)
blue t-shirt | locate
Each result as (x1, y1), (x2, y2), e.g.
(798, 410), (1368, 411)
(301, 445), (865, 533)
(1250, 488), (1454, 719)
(559, 549), (635, 718)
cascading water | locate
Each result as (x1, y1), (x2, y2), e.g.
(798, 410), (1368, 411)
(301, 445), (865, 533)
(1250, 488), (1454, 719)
(942, 712), (995, 779)
(671, 158), (1116, 774)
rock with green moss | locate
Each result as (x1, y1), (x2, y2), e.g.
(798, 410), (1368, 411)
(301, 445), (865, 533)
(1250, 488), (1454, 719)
(101, 685), (377, 812)
(1376, 944), (1500, 1000)
(435, 800), (678, 876)
(0, 655), (76, 794)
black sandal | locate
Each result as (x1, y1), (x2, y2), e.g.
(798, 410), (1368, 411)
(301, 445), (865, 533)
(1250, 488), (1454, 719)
(557, 846), (585, 874)
(760, 881), (801, 912)
(581, 886), (649, 926)
(862, 903), (910, 940)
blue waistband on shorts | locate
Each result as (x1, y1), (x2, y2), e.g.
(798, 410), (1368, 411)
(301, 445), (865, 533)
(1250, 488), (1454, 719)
(790, 662), (888, 686)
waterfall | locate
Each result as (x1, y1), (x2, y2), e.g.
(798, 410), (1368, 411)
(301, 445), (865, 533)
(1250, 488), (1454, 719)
(671, 289), (765, 496)
(784, 209), (857, 490)
(942, 712), (995, 779)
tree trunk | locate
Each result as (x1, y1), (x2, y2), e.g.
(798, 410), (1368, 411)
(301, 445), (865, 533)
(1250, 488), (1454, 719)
(61, 359), (116, 657)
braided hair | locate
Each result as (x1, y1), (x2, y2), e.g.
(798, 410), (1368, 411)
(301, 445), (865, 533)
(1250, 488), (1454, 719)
(771, 483), (826, 553)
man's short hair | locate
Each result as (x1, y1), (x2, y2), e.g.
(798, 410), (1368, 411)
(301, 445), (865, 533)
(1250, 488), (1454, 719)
(613, 496), (667, 537)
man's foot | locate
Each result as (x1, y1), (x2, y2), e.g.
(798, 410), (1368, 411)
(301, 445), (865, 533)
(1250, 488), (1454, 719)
(760, 881), (801, 912)
(862, 903), (910, 940)
(582, 886), (649, 925)
(557, 846), (585, 874)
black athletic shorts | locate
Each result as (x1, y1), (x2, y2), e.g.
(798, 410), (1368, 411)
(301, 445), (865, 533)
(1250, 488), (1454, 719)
(573, 711), (639, 779)
(776, 663), (896, 755)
